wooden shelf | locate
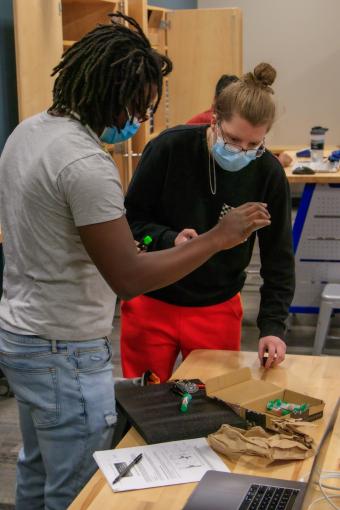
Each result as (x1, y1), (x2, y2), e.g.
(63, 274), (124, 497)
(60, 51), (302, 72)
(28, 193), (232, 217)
(63, 40), (76, 48)
(147, 5), (168, 12)
(62, 0), (118, 42)
(62, 0), (116, 4)
(148, 9), (163, 28)
(151, 45), (168, 51)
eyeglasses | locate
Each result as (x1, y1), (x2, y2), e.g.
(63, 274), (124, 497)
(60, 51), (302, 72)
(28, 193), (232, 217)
(218, 123), (266, 158)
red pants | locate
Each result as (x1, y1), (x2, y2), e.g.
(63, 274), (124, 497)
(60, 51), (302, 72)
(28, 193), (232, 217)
(120, 294), (243, 382)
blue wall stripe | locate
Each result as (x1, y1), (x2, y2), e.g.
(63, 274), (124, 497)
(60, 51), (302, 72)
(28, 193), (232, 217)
(292, 183), (315, 252)
(289, 306), (320, 314)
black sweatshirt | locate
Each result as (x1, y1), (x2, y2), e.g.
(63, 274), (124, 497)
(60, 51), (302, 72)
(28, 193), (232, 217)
(125, 125), (295, 340)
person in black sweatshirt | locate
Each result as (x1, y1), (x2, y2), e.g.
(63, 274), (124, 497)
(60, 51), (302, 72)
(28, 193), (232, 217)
(122, 62), (295, 382)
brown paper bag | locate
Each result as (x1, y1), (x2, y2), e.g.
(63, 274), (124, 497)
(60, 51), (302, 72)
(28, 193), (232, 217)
(208, 423), (316, 467)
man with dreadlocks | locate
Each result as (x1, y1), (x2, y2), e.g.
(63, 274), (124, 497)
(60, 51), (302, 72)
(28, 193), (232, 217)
(0, 13), (270, 509)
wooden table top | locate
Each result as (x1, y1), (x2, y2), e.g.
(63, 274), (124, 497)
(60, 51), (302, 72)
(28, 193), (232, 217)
(69, 350), (340, 510)
(283, 149), (340, 184)
(269, 145), (338, 154)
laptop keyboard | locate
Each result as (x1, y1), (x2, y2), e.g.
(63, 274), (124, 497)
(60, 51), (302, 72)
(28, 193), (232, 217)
(238, 484), (299, 510)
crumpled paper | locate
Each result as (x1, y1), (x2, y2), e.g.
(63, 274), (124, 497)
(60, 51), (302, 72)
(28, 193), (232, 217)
(269, 417), (316, 449)
(208, 423), (316, 466)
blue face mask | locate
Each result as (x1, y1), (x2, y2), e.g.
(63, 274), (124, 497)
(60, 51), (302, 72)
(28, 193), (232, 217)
(212, 135), (257, 172)
(100, 118), (140, 144)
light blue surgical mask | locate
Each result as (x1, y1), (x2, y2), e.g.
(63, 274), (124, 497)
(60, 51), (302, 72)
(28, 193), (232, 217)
(100, 117), (140, 144)
(212, 134), (257, 172)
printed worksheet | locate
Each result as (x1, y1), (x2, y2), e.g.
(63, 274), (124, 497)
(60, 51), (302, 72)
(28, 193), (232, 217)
(93, 437), (229, 492)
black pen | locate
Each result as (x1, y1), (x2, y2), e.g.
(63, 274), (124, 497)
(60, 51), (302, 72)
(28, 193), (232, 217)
(112, 453), (143, 485)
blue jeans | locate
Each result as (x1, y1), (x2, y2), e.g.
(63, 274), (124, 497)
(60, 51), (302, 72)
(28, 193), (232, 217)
(0, 328), (117, 510)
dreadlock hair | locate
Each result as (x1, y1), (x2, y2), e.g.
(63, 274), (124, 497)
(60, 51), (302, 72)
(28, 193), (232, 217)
(49, 12), (172, 134)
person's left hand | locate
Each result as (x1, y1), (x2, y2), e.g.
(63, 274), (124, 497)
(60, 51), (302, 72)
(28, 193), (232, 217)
(258, 336), (286, 369)
(278, 152), (293, 168)
(174, 228), (198, 246)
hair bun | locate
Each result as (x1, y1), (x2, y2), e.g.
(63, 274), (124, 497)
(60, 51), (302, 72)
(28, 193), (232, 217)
(243, 62), (276, 93)
(254, 63), (276, 86)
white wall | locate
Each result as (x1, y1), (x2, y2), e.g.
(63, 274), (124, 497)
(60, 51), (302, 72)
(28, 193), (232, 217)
(198, 0), (340, 146)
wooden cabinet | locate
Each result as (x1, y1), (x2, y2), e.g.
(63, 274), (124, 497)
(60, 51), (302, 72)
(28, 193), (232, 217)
(13, 1), (242, 189)
(127, 2), (242, 172)
(167, 8), (242, 126)
(13, 0), (130, 189)
(13, 0), (64, 120)
(61, 0), (126, 48)
(128, 1), (169, 173)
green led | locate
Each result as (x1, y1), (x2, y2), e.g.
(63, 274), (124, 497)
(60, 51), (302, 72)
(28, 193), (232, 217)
(143, 235), (153, 246)
(180, 392), (192, 413)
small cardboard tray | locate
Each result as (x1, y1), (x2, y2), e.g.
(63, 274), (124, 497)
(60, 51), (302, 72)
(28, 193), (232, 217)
(205, 367), (325, 431)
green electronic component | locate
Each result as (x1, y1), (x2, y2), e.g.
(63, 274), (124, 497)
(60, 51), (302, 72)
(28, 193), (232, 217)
(267, 399), (309, 416)
(143, 235), (153, 246)
(180, 392), (192, 413)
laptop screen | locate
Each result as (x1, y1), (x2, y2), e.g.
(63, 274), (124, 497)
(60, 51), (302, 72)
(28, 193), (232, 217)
(301, 398), (340, 509)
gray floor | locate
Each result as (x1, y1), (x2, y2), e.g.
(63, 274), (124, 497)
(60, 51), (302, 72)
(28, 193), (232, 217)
(1, 250), (340, 508)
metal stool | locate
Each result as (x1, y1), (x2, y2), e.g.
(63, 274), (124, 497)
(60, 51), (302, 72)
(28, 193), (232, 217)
(313, 284), (340, 355)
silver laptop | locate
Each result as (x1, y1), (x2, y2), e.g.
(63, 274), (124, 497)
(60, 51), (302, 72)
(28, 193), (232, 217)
(183, 399), (339, 510)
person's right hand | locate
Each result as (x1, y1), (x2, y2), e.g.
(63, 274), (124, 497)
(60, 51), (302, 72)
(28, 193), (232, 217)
(213, 202), (271, 250)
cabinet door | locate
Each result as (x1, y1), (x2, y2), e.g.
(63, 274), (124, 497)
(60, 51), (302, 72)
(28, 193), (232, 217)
(13, 0), (63, 120)
(167, 8), (242, 126)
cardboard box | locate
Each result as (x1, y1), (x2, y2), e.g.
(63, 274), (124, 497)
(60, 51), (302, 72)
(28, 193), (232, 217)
(205, 368), (325, 432)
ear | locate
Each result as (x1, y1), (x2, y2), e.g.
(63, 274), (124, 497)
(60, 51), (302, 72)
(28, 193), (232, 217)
(211, 112), (218, 131)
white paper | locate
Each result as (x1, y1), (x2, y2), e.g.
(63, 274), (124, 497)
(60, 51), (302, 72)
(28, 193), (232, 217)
(93, 437), (229, 492)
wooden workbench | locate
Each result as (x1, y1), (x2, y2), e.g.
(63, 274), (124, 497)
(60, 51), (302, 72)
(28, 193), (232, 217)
(284, 149), (340, 184)
(69, 350), (340, 510)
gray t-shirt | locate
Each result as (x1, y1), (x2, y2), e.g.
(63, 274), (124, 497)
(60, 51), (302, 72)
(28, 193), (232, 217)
(0, 112), (125, 340)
